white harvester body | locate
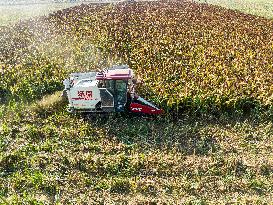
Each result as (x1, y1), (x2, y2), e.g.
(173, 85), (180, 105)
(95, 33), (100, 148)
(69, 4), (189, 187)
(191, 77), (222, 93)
(63, 65), (163, 115)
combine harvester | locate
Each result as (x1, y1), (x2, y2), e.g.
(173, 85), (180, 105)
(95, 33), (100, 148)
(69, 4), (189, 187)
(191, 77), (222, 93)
(63, 65), (163, 115)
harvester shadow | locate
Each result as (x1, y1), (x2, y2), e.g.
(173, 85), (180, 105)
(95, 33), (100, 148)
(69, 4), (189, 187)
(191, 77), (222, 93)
(86, 113), (220, 156)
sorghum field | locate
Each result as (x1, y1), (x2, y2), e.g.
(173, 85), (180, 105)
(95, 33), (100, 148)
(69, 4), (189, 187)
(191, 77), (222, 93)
(0, 0), (272, 204)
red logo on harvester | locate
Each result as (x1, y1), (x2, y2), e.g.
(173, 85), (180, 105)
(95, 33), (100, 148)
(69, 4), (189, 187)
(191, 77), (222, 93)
(78, 91), (85, 98)
(72, 91), (93, 100)
(84, 91), (92, 100)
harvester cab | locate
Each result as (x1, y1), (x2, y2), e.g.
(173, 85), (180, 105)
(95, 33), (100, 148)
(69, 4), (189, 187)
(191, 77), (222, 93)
(63, 65), (163, 115)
